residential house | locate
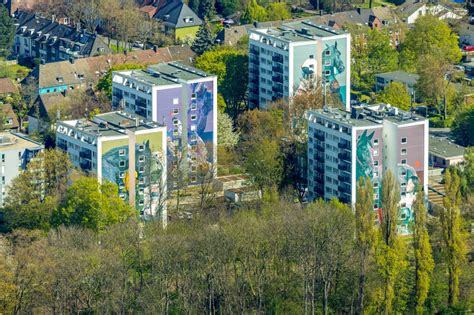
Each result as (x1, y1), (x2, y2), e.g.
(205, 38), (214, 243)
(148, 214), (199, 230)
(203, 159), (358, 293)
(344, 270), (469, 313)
(0, 105), (20, 131)
(458, 22), (474, 46)
(429, 135), (465, 168)
(374, 71), (419, 95)
(56, 111), (168, 221)
(0, 131), (43, 206)
(307, 105), (429, 235)
(13, 10), (111, 63)
(396, 0), (428, 24)
(139, 0), (202, 41)
(25, 46), (195, 133)
(3, 0), (37, 15)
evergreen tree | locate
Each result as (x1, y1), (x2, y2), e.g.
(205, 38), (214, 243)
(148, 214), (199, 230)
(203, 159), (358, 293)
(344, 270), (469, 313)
(240, 0), (267, 24)
(191, 19), (215, 55)
(355, 176), (376, 314)
(412, 190), (434, 314)
(197, 0), (215, 19)
(0, 5), (15, 57)
(440, 167), (467, 307)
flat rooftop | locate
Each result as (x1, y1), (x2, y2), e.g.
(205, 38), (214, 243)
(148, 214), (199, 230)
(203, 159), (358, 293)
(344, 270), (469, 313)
(61, 111), (164, 138)
(252, 20), (347, 43)
(0, 132), (43, 151)
(308, 104), (426, 128)
(375, 71), (419, 85)
(429, 136), (465, 159)
(114, 62), (214, 86)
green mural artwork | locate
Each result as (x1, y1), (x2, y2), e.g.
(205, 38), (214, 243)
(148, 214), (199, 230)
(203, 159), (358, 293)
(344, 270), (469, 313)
(356, 130), (374, 181)
(398, 163), (419, 234)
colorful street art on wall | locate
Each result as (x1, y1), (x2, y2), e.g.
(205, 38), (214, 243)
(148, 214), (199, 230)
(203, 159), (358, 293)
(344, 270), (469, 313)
(322, 41), (346, 109)
(102, 136), (165, 216)
(356, 130), (381, 208)
(397, 163), (419, 235)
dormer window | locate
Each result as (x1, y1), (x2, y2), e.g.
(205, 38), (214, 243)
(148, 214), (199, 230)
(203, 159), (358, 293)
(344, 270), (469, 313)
(56, 76), (64, 83)
(184, 17), (194, 23)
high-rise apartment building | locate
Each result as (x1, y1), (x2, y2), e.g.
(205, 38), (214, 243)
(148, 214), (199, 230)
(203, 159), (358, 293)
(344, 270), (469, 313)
(112, 62), (217, 188)
(0, 132), (43, 207)
(56, 111), (167, 221)
(248, 20), (351, 110)
(307, 105), (428, 234)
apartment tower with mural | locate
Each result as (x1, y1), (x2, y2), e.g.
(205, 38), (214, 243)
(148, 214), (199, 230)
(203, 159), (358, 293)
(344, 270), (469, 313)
(56, 112), (167, 222)
(112, 62), (217, 189)
(306, 105), (428, 234)
(248, 20), (351, 110)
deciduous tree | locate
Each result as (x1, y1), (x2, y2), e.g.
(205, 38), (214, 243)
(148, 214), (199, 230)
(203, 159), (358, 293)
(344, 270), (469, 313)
(440, 167), (466, 306)
(0, 5), (15, 57)
(376, 82), (411, 111)
(412, 190), (434, 314)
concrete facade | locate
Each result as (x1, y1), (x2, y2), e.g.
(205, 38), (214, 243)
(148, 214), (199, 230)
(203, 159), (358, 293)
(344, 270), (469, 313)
(0, 132), (43, 207)
(112, 62), (217, 189)
(248, 20), (351, 110)
(56, 111), (167, 222)
(307, 104), (429, 234)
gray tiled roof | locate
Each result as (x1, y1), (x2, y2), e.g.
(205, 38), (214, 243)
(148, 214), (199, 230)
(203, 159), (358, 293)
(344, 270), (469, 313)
(153, 1), (202, 28)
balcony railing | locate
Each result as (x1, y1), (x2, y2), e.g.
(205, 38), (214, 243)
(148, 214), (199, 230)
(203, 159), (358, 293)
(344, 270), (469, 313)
(272, 65), (283, 73)
(272, 75), (283, 83)
(272, 55), (283, 63)
(338, 153), (351, 162)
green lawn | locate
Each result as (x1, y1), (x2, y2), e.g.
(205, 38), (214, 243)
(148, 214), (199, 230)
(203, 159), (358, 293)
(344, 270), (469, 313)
(0, 58), (31, 81)
(354, 0), (396, 9)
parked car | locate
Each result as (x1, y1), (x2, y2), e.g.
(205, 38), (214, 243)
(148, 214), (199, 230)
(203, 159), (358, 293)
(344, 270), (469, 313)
(462, 45), (474, 52)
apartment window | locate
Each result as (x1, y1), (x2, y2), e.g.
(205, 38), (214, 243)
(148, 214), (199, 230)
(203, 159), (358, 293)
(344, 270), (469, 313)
(401, 137), (407, 144)
(119, 172), (125, 178)
(190, 114), (197, 121)
(1, 154), (4, 163)
(173, 108), (179, 114)
(138, 199), (144, 206)
(138, 145), (144, 151)
(191, 176), (197, 182)
(139, 166), (145, 173)
(401, 169), (407, 176)
(173, 118), (179, 126)
(374, 182), (379, 188)
(173, 129), (179, 136)
(374, 138), (379, 146)
(139, 188), (144, 195)
(400, 212), (406, 220)
(373, 150), (378, 157)
(119, 149), (125, 156)
(374, 193), (378, 200)
(173, 98), (179, 105)
(325, 70), (331, 75)
(191, 93), (197, 99)
(373, 204), (378, 209)
(139, 177), (145, 184)
(374, 160), (379, 166)
(119, 160), (126, 167)
(325, 60), (331, 66)
(1, 176), (4, 184)
(190, 125), (196, 131)
(119, 194), (126, 199)
(374, 171), (379, 178)
(325, 50), (331, 56)
(191, 103), (197, 110)
(401, 148), (407, 155)
(401, 159), (407, 165)
(139, 156), (145, 162)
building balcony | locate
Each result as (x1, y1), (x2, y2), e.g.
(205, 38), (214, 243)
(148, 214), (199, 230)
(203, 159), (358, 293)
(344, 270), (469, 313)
(272, 65), (283, 73)
(314, 132), (325, 141)
(338, 174), (351, 183)
(272, 55), (283, 63)
(272, 85), (283, 93)
(250, 48), (260, 55)
(339, 184), (351, 194)
(57, 142), (67, 151)
(250, 77), (259, 85)
(339, 192), (351, 203)
(315, 143), (325, 151)
(315, 154), (324, 163)
(338, 141), (351, 150)
(249, 67), (259, 75)
(339, 162), (351, 173)
(249, 87), (259, 95)
(79, 150), (92, 160)
(80, 160), (92, 171)
(272, 75), (283, 83)
(338, 153), (351, 162)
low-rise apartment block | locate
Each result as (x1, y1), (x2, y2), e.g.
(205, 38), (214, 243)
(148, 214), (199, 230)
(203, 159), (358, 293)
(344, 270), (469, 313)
(307, 105), (428, 234)
(56, 111), (167, 221)
(0, 132), (43, 206)
(112, 62), (217, 188)
(248, 20), (351, 110)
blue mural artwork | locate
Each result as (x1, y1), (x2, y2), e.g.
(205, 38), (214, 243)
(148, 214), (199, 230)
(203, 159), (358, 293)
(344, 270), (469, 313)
(322, 42), (346, 107)
(356, 130), (381, 208)
(397, 163), (419, 235)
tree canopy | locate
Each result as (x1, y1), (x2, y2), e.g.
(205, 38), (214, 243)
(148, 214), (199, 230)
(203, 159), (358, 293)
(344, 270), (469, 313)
(0, 5), (15, 57)
(376, 82), (411, 111)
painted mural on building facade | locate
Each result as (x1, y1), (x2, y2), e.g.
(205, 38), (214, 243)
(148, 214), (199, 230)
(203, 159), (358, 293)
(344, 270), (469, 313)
(356, 130), (381, 209)
(101, 134), (165, 216)
(322, 39), (347, 109)
(165, 81), (214, 186)
(397, 163), (419, 235)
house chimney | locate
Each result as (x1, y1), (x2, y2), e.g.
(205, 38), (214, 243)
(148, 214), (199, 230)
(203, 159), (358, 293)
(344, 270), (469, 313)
(153, 45), (157, 53)
(357, 8), (361, 14)
(51, 14), (55, 23)
(76, 22), (81, 32)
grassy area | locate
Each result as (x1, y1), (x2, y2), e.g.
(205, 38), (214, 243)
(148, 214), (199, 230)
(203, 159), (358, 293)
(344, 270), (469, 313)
(110, 43), (132, 54)
(0, 58), (31, 81)
(292, 11), (316, 19)
(353, 0), (396, 8)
